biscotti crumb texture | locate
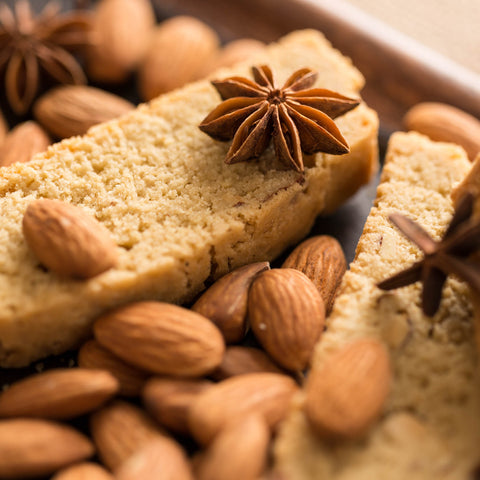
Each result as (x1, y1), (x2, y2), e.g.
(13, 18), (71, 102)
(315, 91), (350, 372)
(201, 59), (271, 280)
(275, 132), (479, 480)
(0, 30), (378, 367)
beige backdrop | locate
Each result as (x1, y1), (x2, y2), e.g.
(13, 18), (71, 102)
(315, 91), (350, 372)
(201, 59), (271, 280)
(345, 0), (480, 74)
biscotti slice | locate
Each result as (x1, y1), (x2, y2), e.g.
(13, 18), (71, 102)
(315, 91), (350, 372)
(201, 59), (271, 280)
(0, 29), (378, 367)
(275, 132), (480, 480)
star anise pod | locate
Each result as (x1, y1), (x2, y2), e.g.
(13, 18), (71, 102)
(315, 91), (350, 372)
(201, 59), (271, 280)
(0, 0), (92, 115)
(199, 65), (359, 172)
(377, 192), (480, 316)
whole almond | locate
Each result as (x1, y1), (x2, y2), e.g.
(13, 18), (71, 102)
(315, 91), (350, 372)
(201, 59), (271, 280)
(87, 0), (155, 83)
(0, 418), (94, 479)
(34, 85), (134, 139)
(196, 414), (270, 480)
(188, 372), (298, 445)
(0, 109), (7, 145)
(138, 16), (220, 100)
(143, 377), (212, 435)
(0, 121), (51, 167)
(90, 400), (167, 471)
(78, 339), (149, 397)
(0, 368), (118, 419)
(305, 338), (392, 440)
(201, 38), (266, 77)
(115, 437), (194, 480)
(248, 268), (325, 371)
(52, 462), (114, 480)
(192, 262), (269, 343)
(210, 346), (284, 381)
(23, 199), (118, 279)
(403, 102), (480, 161)
(282, 235), (347, 314)
(94, 301), (225, 377)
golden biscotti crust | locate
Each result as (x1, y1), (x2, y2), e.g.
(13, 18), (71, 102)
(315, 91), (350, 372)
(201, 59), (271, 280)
(274, 132), (479, 480)
(0, 29), (378, 367)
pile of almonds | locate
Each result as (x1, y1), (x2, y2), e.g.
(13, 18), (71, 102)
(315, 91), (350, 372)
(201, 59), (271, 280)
(0, 206), (393, 479)
(0, 0), (266, 166)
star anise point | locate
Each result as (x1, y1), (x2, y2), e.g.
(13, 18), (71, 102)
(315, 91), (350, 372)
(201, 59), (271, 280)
(199, 65), (359, 172)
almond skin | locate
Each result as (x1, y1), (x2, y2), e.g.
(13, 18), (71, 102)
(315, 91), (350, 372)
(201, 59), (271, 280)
(0, 368), (118, 419)
(143, 377), (212, 435)
(0, 108), (7, 145)
(210, 346), (285, 381)
(90, 400), (167, 471)
(94, 301), (225, 377)
(248, 268), (325, 371)
(192, 262), (270, 343)
(51, 462), (114, 480)
(282, 235), (347, 314)
(115, 437), (194, 480)
(188, 372), (298, 445)
(0, 418), (94, 479)
(138, 16), (220, 100)
(86, 0), (155, 83)
(196, 414), (270, 480)
(304, 338), (392, 440)
(403, 102), (480, 161)
(23, 199), (118, 279)
(0, 121), (51, 167)
(34, 85), (134, 139)
(78, 339), (149, 397)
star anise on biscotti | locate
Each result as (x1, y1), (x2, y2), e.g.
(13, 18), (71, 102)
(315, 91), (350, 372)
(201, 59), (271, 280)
(0, 0), (92, 115)
(199, 65), (360, 172)
(377, 192), (480, 317)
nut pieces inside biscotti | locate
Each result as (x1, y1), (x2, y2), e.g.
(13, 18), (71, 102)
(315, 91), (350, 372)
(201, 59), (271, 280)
(22, 199), (118, 279)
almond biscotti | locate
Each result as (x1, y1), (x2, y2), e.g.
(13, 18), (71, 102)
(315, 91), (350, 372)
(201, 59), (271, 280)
(0, 29), (378, 367)
(275, 132), (479, 480)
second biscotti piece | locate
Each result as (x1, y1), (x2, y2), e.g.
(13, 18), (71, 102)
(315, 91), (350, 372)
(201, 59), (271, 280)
(0, 29), (378, 367)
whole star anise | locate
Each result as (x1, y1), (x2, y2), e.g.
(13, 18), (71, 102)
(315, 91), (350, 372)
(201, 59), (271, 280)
(377, 192), (480, 316)
(0, 0), (92, 115)
(199, 65), (360, 172)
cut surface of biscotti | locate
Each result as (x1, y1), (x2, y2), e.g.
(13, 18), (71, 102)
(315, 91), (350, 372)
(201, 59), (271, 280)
(275, 132), (479, 480)
(0, 29), (378, 367)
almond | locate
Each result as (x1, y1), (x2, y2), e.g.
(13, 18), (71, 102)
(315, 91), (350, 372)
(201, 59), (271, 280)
(403, 102), (480, 161)
(94, 301), (225, 377)
(23, 199), (118, 279)
(138, 16), (220, 100)
(0, 108), (7, 145)
(0, 418), (94, 479)
(143, 377), (212, 435)
(0, 121), (51, 167)
(196, 414), (270, 480)
(0, 368), (118, 419)
(34, 85), (134, 139)
(304, 338), (392, 440)
(90, 400), (167, 471)
(51, 462), (114, 480)
(192, 262), (270, 343)
(188, 372), (298, 445)
(201, 38), (266, 77)
(115, 437), (194, 480)
(210, 346), (285, 381)
(87, 0), (155, 83)
(78, 339), (149, 397)
(282, 235), (347, 314)
(248, 268), (325, 371)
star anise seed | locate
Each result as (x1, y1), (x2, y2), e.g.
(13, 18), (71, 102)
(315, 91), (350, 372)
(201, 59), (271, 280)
(377, 192), (480, 316)
(199, 65), (360, 172)
(0, 0), (92, 115)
